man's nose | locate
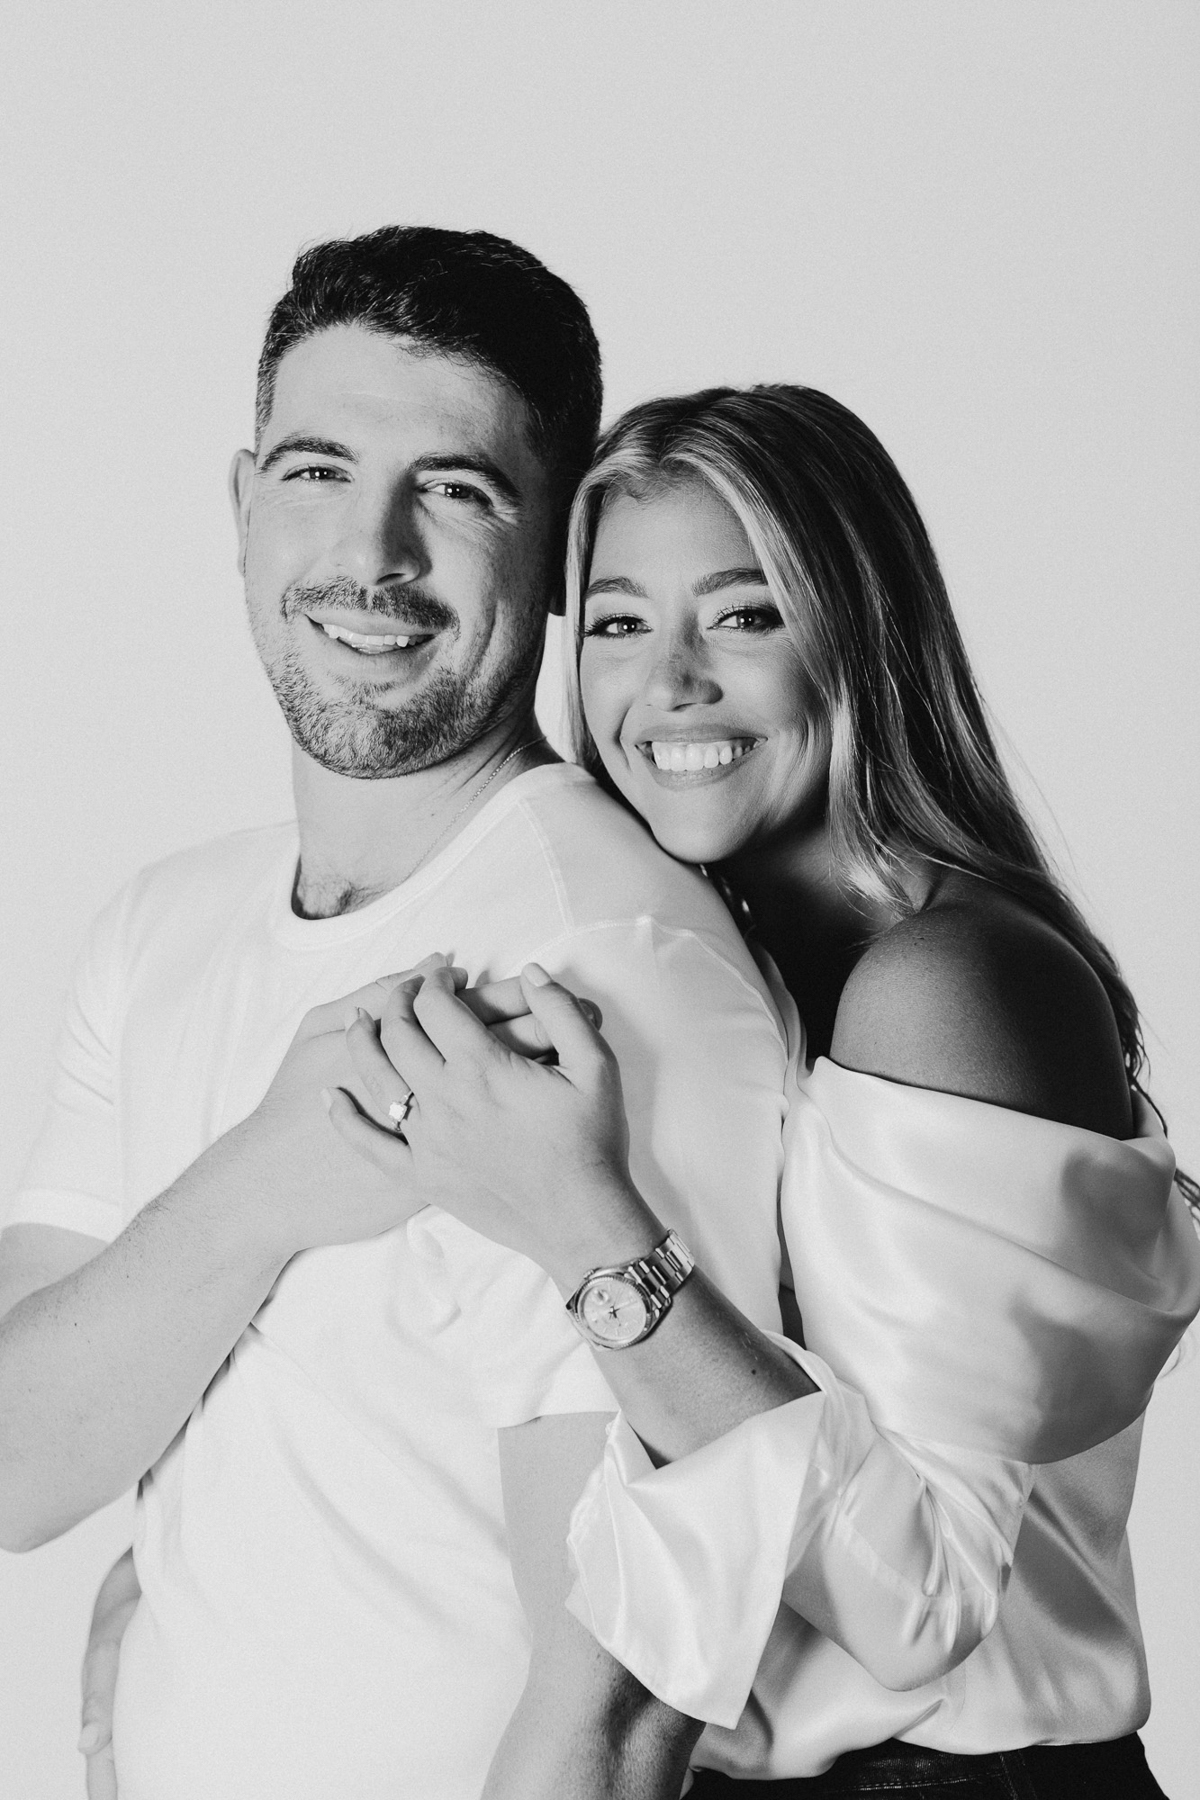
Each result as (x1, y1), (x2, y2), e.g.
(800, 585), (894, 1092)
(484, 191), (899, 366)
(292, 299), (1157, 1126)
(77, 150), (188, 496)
(334, 486), (427, 587)
(642, 630), (723, 710)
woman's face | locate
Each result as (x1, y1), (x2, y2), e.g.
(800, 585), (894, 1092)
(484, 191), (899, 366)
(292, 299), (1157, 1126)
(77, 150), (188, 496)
(579, 479), (830, 865)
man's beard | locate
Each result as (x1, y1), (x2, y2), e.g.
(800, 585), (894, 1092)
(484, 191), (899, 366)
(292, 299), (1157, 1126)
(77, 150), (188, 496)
(256, 578), (543, 779)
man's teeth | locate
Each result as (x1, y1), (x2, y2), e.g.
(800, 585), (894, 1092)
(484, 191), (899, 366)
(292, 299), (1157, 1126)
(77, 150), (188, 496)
(318, 621), (417, 653)
(650, 741), (752, 773)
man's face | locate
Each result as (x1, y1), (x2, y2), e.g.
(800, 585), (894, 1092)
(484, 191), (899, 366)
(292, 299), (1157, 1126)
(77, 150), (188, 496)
(232, 324), (558, 777)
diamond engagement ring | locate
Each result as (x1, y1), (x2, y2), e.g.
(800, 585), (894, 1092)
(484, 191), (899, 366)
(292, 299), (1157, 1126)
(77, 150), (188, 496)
(388, 1090), (415, 1131)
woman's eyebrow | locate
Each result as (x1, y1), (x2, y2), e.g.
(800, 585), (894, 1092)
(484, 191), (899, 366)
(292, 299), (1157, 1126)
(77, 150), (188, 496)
(693, 566), (769, 595)
(584, 575), (647, 600)
(258, 434), (356, 473)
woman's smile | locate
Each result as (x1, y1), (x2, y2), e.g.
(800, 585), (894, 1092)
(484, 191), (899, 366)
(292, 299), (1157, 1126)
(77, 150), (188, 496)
(639, 734), (760, 777)
(580, 479), (828, 864)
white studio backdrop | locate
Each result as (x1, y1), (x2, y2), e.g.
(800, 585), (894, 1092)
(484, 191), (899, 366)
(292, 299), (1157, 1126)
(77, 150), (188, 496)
(1, 3), (1196, 1794)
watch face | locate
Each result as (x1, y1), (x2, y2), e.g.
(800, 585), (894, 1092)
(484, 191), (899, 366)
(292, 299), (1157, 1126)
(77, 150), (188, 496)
(579, 1274), (651, 1346)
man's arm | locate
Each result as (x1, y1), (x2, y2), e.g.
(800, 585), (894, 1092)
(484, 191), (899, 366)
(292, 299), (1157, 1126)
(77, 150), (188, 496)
(483, 1412), (701, 1800)
(79, 1544), (140, 1800)
(0, 1164), (291, 1551)
(0, 988), (424, 1553)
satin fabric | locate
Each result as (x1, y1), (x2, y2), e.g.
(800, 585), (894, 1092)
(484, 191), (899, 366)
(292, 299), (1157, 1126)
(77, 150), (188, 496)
(789, 1063), (1196, 1461)
(566, 1055), (1200, 1775)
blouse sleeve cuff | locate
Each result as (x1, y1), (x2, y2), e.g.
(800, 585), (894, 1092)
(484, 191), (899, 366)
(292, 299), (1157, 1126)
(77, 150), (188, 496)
(565, 1340), (866, 1727)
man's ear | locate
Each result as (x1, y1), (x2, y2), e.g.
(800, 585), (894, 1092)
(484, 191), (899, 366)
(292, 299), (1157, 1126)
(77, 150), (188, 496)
(229, 449), (255, 575)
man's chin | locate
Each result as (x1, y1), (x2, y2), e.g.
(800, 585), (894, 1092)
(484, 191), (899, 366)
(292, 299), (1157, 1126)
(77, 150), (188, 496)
(288, 716), (456, 781)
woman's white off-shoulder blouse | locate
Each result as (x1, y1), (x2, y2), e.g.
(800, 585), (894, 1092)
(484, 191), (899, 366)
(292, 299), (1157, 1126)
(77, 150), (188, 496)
(565, 1054), (1200, 1780)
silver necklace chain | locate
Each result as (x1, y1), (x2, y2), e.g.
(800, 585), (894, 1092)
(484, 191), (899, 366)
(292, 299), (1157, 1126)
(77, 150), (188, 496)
(407, 734), (547, 879)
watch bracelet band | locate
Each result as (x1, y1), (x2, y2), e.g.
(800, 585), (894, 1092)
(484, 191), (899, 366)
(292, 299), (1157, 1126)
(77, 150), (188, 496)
(565, 1230), (695, 1346)
(638, 1230), (695, 1301)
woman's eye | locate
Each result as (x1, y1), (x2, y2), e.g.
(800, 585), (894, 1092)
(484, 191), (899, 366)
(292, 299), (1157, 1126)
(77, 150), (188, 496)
(583, 614), (646, 639)
(713, 604), (783, 632)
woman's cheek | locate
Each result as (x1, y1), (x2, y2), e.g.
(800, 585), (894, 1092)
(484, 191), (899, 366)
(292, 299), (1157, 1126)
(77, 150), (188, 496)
(580, 660), (622, 758)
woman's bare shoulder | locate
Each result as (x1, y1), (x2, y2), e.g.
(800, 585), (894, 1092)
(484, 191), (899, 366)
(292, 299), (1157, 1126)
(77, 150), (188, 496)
(829, 883), (1133, 1136)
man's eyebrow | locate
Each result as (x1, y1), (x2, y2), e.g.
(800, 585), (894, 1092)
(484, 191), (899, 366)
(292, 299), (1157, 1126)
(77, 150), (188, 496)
(414, 454), (522, 507)
(258, 435), (357, 473)
(693, 566), (769, 595)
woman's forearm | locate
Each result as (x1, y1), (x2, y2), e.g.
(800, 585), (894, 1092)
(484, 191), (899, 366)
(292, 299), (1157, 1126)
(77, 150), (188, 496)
(539, 1180), (817, 1466)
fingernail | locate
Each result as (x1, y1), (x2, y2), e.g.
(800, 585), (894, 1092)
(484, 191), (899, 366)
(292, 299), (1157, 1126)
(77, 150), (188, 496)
(355, 1007), (373, 1026)
(320, 1087), (334, 1111)
(523, 962), (551, 987)
(78, 1723), (101, 1754)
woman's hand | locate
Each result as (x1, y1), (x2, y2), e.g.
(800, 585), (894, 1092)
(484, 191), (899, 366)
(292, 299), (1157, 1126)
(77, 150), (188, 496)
(327, 964), (664, 1292)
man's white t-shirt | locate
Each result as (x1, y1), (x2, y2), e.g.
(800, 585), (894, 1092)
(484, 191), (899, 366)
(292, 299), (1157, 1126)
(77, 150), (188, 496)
(13, 765), (786, 1800)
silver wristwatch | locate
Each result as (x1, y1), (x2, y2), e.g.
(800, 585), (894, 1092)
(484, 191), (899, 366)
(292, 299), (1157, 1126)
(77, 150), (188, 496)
(565, 1231), (695, 1350)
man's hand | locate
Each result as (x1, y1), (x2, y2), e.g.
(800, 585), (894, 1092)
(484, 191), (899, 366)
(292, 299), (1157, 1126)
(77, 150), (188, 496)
(224, 956), (463, 1261)
(79, 1546), (140, 1799)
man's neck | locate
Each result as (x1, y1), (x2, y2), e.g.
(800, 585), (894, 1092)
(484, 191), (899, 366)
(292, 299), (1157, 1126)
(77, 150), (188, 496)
(290, 710), (555, 919)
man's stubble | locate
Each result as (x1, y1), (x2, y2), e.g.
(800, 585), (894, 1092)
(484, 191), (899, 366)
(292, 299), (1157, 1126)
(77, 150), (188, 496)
(251, 577), (546, 780)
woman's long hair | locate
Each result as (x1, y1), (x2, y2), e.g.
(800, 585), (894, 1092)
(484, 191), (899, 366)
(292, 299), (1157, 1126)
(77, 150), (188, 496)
(563, 385), (1146, 1082)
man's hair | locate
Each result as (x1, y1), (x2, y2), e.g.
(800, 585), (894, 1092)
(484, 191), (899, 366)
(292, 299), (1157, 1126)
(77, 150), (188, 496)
(256, 225), (602, 517)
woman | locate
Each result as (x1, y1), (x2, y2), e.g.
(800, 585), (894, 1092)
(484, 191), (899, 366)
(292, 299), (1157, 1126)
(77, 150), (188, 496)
(334, 387), (1200, 1796)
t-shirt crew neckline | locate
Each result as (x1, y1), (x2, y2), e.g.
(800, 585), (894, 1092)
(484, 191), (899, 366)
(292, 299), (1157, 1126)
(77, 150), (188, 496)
(267, 761), (591, 950)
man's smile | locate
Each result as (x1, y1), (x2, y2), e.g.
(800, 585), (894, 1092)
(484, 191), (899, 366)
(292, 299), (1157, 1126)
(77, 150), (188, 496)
(307, 615), (439, 657)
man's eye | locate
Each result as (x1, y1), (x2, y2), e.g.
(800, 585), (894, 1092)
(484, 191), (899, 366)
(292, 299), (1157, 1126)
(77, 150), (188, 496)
(427, 481), (490, 507)
(282, 465), (345, 483)
(713, 604), (783, 632)
(583, 614), (646, 639)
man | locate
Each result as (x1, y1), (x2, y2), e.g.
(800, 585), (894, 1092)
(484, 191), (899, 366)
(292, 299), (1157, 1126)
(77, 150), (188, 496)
(0, 228), (787, 1798)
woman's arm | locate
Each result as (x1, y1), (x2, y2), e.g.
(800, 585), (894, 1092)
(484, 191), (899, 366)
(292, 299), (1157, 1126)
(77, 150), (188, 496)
(333, 965), (819, 1466)
(330, 940), (1186, 1710)
(334, 907), (1137, 1462)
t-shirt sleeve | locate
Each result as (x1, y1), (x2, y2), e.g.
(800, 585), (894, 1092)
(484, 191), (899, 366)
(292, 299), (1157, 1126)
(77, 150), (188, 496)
(411, 917), (788, 1429)
(7, 889), (128, 1244)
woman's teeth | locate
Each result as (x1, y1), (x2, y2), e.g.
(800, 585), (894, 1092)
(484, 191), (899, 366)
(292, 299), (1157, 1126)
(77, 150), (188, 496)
(650, 740), (751, 773)
(318, 621), (417, 653)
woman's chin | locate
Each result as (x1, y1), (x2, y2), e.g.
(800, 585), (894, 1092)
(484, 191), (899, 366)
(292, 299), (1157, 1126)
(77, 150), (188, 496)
(600, 762), (754, 866)
(641, 816), (749, 869)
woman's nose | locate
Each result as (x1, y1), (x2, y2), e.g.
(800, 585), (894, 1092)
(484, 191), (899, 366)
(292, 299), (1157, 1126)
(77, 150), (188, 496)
(642, 634), (723, 709)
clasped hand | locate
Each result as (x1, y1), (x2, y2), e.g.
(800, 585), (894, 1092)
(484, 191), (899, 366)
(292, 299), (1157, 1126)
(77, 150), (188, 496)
(225, 956), (461, 1258)
(326, 961), (647, 1291)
